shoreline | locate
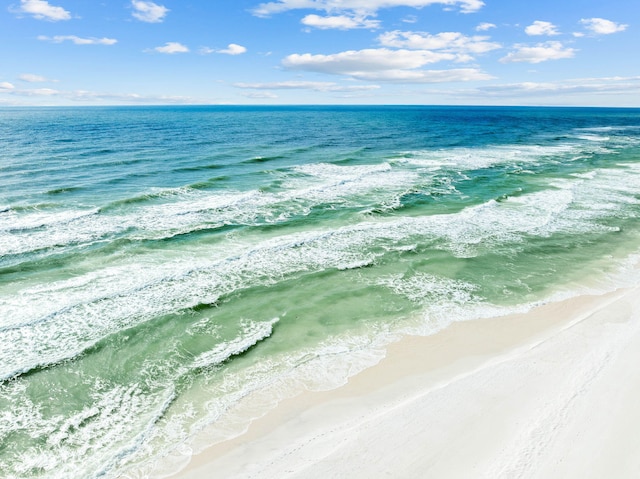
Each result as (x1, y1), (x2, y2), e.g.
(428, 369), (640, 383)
(159, 284), (640, 478)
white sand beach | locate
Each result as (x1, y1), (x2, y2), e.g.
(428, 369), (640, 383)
(169, 286), (640, 479)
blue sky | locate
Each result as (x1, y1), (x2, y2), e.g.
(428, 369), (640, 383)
(1, 0), (638, 106)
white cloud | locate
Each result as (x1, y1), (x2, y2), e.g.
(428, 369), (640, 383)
(284, 48), (455, 73)
(580, 18), (627, 35)
(19, 73), (55, 82)
(234, 81), (380, 92)
(0, 84), (57, 97)
(351, 68), (493, 82)
(282, 48), (492, 83)
(21, 87), (60, 96)
(0, 85), (198, 104)
(456, 76), (640, 99)
(218, 44), (247, 55)
(66, 91), (195, 104)
(17, 0), (70, 21)
(152, 42), (189, 54)
(301, 14), (380, 30)
(525, 20), (560, 36)
(199, 44), (247, 55)
(500, 41), (576, 64)
(131, 1), (168, 23)
(475, 22), (496, 31)
(253, 0), (484, 17)
(416, 75), (640, 107)
(241, 91), (279, 99)
(378, 30), (500, 58)
(38, 35), (117, 45)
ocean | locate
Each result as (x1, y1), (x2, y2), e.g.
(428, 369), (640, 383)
(1, 105), (640, 478)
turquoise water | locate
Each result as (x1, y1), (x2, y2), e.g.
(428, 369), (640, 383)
(1, 106), (640, 478)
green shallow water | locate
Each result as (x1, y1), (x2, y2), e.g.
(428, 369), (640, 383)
(1, 106), (640, 478)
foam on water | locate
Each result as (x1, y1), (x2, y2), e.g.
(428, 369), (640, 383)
(3, 158), (640, 381)
(133, 252), (640, 479)
(0, 318), (278, 479)
(576, 134), (611, 142)
(0, 379), (176, 479)
(126, 326), (395, 479)
(3, 133), (624, 261)
(0, 208), (99, 233)
(2, 107), (640, 479)
(190, 318), (279, 370)
(397, 142), (586, 171)
(0, 162), (419, 259)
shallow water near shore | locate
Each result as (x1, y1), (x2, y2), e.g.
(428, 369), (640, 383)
(1, 106), (640, 478)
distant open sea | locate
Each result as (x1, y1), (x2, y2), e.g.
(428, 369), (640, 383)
(2, 105), (640, 478)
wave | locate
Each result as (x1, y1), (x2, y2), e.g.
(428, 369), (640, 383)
(0, 380), (177, 479)
(0, 317), (277, 479)
(0, 161), (419, 259)
(171, 163), (225, 173)
(241, 155), (286, 164)
(0, 207), (100, 234)
(190, 318), (279, 370)
(46, 186), (85, 195)
(3, 133), (635, 261)
(3, 108), (640, 479)
(100, 186), (202, 209)
(3, 162), (640, 381)
(0, 203), (61, 213)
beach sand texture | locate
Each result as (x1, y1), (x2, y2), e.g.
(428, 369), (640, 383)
(174, 287), (640, 479)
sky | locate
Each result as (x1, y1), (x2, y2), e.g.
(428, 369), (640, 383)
(1, 0), (638, 106)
